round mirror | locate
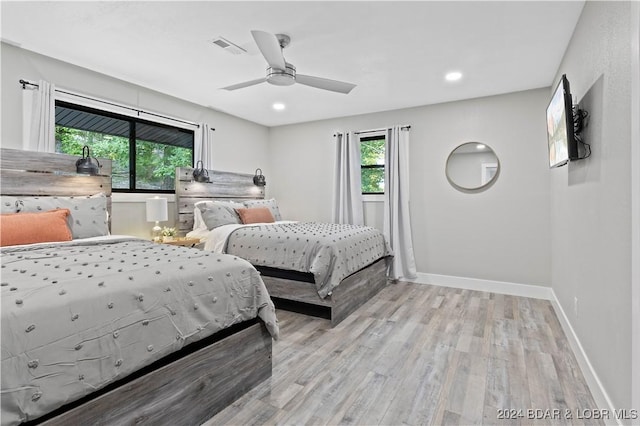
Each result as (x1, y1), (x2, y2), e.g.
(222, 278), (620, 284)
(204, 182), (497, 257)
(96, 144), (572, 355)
(446, 142), (500, 191)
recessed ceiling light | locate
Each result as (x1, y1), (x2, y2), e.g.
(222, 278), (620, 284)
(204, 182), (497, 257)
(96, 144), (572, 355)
(445, 71), (463, 82)
(272, 102), (285, 111)
(476, 143), (486, 150)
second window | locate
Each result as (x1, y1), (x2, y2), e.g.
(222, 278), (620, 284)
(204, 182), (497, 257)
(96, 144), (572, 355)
(360, 135), (385, 194)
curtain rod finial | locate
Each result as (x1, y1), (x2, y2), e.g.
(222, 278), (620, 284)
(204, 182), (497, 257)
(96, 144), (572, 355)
(19, 79), (39, 89)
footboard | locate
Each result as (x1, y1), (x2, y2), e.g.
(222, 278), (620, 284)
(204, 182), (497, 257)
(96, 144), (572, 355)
(262, 257), (389, 326)
(38, 321), (272, 425)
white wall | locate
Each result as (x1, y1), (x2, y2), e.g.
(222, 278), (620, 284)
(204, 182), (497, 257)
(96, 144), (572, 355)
(631, 0), (640, 415)
(551, 1), (632, 413)
(1, 43), (271, 237)
(268, 88), (552, 287)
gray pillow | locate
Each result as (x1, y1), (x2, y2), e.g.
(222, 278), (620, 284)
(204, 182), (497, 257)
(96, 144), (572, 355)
(18, 193), (109, 239)
(243, 198), (282, 221)
(1, 196), (22, 214)
(197, 202), (241, 230)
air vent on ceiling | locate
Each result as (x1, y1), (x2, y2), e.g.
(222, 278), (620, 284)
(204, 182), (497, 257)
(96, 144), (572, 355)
(210, 36), (247, 55)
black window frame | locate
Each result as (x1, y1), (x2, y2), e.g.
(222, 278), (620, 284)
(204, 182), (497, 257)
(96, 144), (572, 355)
(55, 100), (194, 193)
(360, 135), (386, 195)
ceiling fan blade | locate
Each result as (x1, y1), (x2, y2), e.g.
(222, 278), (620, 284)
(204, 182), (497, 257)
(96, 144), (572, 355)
(296, 74), (356, 94)
(221, 78), (266, 91)
(251, 30), (286, 70)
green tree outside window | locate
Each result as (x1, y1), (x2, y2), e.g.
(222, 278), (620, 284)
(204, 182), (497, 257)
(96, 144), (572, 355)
(55, 103), (193, 191)
(361, 138), (385, 193)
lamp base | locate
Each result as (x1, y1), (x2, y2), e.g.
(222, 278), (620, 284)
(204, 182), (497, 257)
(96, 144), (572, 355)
(152, 222), (162, 242)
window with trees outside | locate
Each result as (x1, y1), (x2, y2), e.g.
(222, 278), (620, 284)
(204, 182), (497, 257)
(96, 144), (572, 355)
(55, 101), (194, 192)
(360, 136), (385, 194)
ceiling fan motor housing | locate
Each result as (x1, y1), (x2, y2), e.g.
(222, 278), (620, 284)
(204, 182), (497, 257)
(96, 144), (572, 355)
(267, 63), (296, 86)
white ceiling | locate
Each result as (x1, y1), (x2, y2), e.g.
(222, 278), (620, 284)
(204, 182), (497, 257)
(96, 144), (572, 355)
(1, 1), (584, 127)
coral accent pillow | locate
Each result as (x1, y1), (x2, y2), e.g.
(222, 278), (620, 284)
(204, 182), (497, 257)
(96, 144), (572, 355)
(236, 207), (275, 224)
(0, 209), (73, 247)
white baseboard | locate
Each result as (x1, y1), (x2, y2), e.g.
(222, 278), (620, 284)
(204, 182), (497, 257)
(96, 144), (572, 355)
(549, 290), (620, 425)
(413, 272), (554, 300)
(411, 272), (616, 422)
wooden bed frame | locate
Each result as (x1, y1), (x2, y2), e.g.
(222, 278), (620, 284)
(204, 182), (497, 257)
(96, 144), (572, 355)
(175, 166), (389, 326)
(1, 148), (272, 425)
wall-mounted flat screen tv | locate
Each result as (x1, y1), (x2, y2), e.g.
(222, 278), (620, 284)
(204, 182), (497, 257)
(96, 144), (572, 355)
(546, 74), (578, 168)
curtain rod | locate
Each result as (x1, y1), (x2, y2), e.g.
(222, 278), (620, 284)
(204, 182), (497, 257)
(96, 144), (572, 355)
(19, 79), (213, 130)
(334, 125), (411, 137)
(356, 125), (411, 135)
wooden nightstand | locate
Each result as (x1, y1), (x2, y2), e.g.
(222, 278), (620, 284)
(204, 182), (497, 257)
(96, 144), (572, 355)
(157, 237), (201, 247)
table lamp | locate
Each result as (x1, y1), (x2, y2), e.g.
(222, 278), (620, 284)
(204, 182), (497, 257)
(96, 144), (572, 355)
(146, 197), (168, 241)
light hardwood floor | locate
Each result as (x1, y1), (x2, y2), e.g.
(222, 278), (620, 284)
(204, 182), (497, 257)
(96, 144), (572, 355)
(204, 281), (602, 425)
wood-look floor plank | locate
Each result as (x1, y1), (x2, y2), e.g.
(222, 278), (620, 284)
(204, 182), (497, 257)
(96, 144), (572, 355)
(460, 353), (489, 424)
(205, 282), (602, 426)
(332, 371), (387, 425)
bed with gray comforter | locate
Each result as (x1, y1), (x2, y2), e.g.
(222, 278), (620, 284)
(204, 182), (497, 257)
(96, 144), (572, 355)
(0, 237), (278, 426)
(224, 222), (392, 298)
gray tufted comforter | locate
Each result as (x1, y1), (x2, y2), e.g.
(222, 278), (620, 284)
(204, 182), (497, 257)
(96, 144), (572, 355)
(0, 237), (278, 426)
(224, 222), (392, 298)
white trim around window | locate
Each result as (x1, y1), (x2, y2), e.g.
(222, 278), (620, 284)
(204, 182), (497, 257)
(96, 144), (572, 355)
(112, 193), (176, 203)
(363, 194), (384, 202)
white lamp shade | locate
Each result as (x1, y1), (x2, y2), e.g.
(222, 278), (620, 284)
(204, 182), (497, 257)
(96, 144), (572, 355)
(146, 197), (168, 222)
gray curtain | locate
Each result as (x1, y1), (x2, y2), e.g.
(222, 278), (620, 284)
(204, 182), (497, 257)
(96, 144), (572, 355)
(384, 126), (417, 280)
(333, 131), (364, 225)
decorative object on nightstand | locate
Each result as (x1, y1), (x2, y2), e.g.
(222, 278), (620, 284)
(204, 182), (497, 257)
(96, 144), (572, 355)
(146, 197), (168, 241)
(160, 226), (177, 242)
(253, 168), (266, 186)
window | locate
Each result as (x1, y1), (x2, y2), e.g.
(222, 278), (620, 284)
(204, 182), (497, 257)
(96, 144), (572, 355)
(55, 101), (194, 192)
(360, 136), (385, 194)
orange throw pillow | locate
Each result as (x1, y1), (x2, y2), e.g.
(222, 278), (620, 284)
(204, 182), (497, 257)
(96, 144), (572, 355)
(236, 207), (275, 224)
(1, 209), (73, 247)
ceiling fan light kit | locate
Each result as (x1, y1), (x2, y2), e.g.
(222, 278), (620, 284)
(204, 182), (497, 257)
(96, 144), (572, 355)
(267, 63), (296, 86)
(222, 30), (356, 94)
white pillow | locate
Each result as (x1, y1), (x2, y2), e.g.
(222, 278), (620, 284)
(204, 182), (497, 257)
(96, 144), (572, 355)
(193, 207), (207, 231)
(194, 200), (244, 230)
(194, 200), (244, 210)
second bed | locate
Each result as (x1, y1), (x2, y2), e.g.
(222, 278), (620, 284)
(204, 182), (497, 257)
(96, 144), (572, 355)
(177, 167), (392, 326)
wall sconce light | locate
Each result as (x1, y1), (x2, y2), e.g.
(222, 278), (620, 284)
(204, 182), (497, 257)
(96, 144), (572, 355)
(192, 160), (210, 183)
(253, 168), (266, 186)
(146, 196), (168, 241)
(75, 145), (101, 175)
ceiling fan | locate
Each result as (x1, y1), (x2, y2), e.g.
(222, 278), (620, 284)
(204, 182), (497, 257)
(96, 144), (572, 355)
(221, 30), (356, 94)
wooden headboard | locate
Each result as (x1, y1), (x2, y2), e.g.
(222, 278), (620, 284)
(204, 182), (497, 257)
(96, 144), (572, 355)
(175, 166), (265, 234)
(0, 148), (113, 227)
